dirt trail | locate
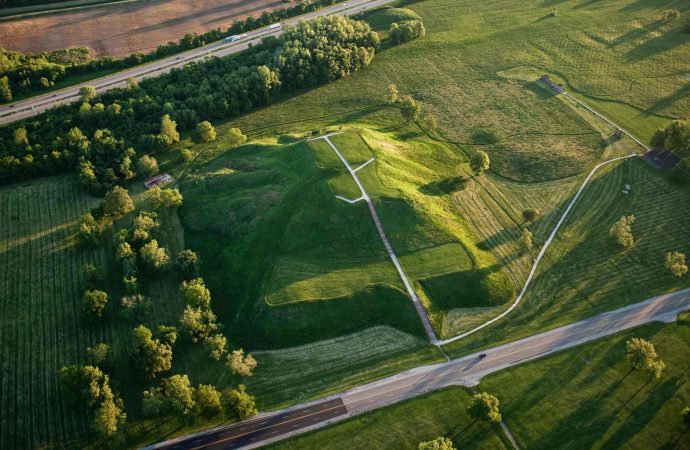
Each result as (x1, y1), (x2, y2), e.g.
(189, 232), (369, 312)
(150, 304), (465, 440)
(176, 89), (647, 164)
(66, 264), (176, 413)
(0, 0), (283, 57)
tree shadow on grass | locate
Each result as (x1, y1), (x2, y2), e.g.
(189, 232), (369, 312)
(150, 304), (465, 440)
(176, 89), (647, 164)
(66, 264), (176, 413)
(599, 376), (683, 449)
(419, 176), (467, 196)
(524, 80), (558, 100)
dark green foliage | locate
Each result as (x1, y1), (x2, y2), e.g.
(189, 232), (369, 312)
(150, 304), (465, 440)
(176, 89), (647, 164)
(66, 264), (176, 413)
(176, 249), (200, 280)
(0, 16), (379, 188)
(651, 120), (690, 154)
(420, 269), (514, 309)
(130, 325), (174, 379)
(671, 157), (690, 184)
(389, 19), (426, 45)
(58, 364), (126, 436)
(82, 289), (108, 318)
(224, 384), (258, 420)
(101, 186), (134, 217)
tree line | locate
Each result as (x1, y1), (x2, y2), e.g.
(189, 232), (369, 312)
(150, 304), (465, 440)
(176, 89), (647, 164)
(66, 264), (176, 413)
(0, 0), (347, 101)
(0, 15), (380, 191)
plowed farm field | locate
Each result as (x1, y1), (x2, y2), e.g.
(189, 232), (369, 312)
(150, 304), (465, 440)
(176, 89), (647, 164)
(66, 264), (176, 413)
(0, 0), (283, 57)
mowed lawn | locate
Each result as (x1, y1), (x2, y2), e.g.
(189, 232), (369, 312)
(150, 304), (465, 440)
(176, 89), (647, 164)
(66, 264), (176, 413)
(446, 156), (690, 356)
(272, 320), (690, 449)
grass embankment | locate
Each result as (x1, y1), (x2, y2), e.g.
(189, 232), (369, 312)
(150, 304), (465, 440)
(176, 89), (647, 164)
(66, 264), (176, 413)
(271, 320), (690, 449)
(179, 135), (445, 409)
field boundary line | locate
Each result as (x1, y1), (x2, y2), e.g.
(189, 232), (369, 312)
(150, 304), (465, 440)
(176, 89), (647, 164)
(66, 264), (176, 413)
(439, 152), (637, 346)
(313, 133), (439, 344)
(562, 92), (651, 151)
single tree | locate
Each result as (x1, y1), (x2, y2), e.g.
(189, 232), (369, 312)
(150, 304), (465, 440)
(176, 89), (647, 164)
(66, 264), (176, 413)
(662, 9), (681, 20)
(151, 187), (183, 209)
(400, 95), (420, 123)
(121, 295), (151, 321)
(131, 325), (173, 379)
(467, 392), (501, 424)
(227, 348), (258, 377)
(159, 114), (180, 145)
(78, 213), (101, 246)
(196, 121), (217, 142)
(126, 77), (138, 90)
(0, 76), (12, 102)
(225, 384), (258, 420)
(194, 384), (223, 417)
(162, 374), (196, 416)
(386, 83), (399, 104)
(136, 155), (159, 178)
(116, 241), (135, 260)
(180, 306), (219, 342)
(79, 86), (97, 102)
(181, 278), (212, 309)
(609, 215), (635, 248)
(93, 396), (126, 437)
(13, 127), (29, 147)
(180, 149), (195, 162)
(522, 208), (539, 223)
(227, 128), (247, 147)
(666, 252), (688, 278)
(82, 290), (109, 318)
(140, 239), (170, 270)
(205, 334), (228, 361)
(626, 337), (666, 378)
(418, 437), (456, 450)
(469, 151), (490, 174)
(176, 249), (200, 280)
(102, 186), (134, 218)
(86, 343), (110, 365)
(521, 228), (533, 253)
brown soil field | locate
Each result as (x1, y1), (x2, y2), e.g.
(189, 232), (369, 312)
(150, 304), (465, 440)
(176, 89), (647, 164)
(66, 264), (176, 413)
(0, 0), (284, 57)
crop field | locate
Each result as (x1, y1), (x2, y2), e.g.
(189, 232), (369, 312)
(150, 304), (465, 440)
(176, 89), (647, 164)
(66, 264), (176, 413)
(0, 0), (282, 57)
(0, 176), (106, 449)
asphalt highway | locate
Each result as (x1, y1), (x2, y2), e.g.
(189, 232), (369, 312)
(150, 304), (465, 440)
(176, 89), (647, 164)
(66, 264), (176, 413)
(148, 287), (690, 450)
(0, 0), (395, 126)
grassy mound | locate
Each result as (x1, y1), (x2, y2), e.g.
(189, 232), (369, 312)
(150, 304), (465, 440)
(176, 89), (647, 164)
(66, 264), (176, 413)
(420, 268), (515, 310)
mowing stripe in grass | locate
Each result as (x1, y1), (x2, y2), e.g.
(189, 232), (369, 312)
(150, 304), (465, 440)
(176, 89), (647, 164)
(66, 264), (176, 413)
(440, 152), (638, 346)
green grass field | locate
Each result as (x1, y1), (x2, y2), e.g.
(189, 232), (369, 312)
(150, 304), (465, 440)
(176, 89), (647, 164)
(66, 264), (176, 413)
(272, 320), (690, 449)
(445, 156), (690, 356)
(269, 387), (510, 450)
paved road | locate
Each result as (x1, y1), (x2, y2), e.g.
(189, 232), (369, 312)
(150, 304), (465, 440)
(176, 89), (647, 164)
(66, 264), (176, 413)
(317, 133), (439, 343)
(0, 0), (395, 126)
(147, 280), (690, 450)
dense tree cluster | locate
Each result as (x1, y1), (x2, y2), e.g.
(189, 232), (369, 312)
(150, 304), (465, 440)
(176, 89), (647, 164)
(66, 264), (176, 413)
(389, 20), (426, 45)
(0, 16), (379, 189)
(0, 0), (351, 99)
(130, 324), (177, 379)
(59, 364), (126, 437)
